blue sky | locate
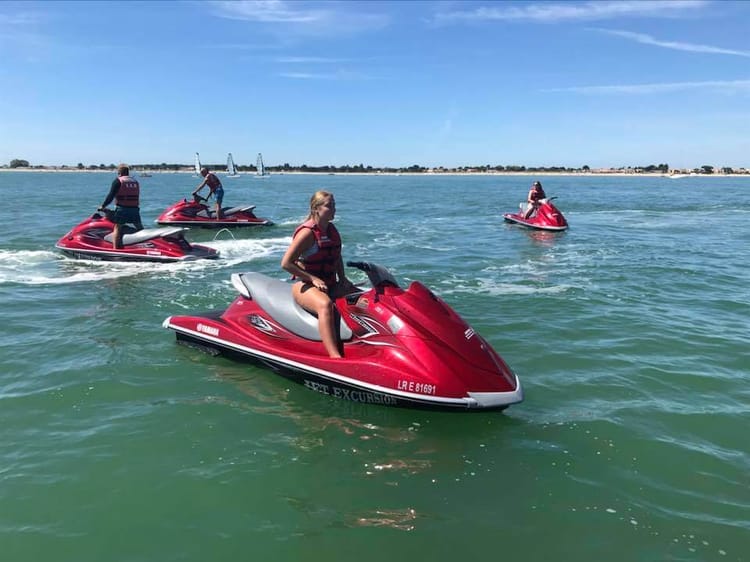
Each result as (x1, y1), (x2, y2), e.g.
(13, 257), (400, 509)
(1, 0), (749, 169)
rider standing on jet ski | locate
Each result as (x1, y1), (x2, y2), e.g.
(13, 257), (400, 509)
(99, 164), (143, 249)
(281, 190), (357, 359)
(524, 180), (546, 219)
(193, 167), (224, 220)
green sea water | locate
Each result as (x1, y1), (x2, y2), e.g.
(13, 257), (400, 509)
(1, 171), (748, 561)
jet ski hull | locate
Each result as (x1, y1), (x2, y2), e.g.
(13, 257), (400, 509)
(56, 245), (218, 262)
(56, 213), (219, 262)
(163, 263), (523, 411)
(503, 198), (569, 231)
(156, 198), (273, 228)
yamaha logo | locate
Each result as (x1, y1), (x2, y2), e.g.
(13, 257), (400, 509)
(464, 328), (475, 340)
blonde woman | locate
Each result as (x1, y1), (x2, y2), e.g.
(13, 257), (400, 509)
(281, 191), (356, 358)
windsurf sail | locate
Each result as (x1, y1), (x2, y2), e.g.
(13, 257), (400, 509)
(194, 152), (202, 176)
(255, 153), (269, 178)
(226, 153), (239, 177)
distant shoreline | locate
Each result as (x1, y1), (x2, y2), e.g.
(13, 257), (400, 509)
(1, 168), (749, 178)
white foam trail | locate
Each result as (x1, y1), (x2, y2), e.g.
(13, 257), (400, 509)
(205, 236), (290, 267)
(0, 237), (292, 286)
(0, 249), (56, 266)
(275, 217), (303, 227)
(440, 277), (576, 297)
(0, 249), (67, 285)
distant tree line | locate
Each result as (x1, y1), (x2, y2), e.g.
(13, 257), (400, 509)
(4, 159), (748, 175)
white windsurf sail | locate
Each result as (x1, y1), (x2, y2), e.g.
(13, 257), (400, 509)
(255, 153), (269, 178)
(194, 152), (202, 176)
(226, 153), (239, 177)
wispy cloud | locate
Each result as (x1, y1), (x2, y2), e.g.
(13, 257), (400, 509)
(544, 79), (750, 95)
(594, 28), (750, 57)
(275, 56), (351, 64)
(0, 12), (44, 26)
(0, 11), (53, 62)
(279, 72), (333, 79)
(211, 0), (389, 35)
(278, 69), (374, 80)
(201, 43), (286, 52)
(211, 0), (325, 23)
(432, 0), (708, 24)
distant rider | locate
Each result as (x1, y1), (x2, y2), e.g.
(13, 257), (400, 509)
(524, 180), (547, 219)
(100, 164), (143, 249)
(193, 167), (224, 220)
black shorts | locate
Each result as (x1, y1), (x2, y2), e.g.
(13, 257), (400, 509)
(113, 206), (142, 225)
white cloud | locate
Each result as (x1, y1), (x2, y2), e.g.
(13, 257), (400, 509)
(211, 0), (324, 23)
(0, 12), (43, 26)
(0, 11), (52, 62)
(278, 72), (324, 79)
(433, 0), (708, 24)
(210, 0), (389, 35)
(275, 56), (350, 63)
(594, 28), (750, 58)
(279, 69), (373, 80)
(202, 43), (281, 50)
(543, 79), (750, 95)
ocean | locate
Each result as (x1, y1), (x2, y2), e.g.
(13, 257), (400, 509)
(1, 171), (748, 561)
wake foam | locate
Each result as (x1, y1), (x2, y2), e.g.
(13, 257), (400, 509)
(0, 236), (292, 286)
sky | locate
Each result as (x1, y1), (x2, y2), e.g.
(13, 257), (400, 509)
(1, 0), (749, 169)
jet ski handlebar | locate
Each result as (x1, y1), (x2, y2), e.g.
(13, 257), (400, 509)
(346, 261), (371, 271)
(96, 207), (115, 220)
(346, 261), (400, 288)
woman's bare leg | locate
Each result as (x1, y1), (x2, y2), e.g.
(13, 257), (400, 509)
(293, 283), (342, 358)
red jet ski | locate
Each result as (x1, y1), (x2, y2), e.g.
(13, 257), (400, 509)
(503, 197), (569, 231)
(156, 195), (273, 228)
(163, 261), (523, 411)
(56, 210), (219, 262)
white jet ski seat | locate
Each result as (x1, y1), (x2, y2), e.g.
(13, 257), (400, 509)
(104, 227), (187, 246)
(231, 272), (354, 342)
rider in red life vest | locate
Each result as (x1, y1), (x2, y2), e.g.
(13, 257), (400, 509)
(100, 164), (143, 249)
(524, 180), (547, 219)
(193, 167), (225, 220)
(292, 219), (342, 287)
(281, 190), (356, 358)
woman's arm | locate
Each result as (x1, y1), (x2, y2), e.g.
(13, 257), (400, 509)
(281, 229), (317, 282)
